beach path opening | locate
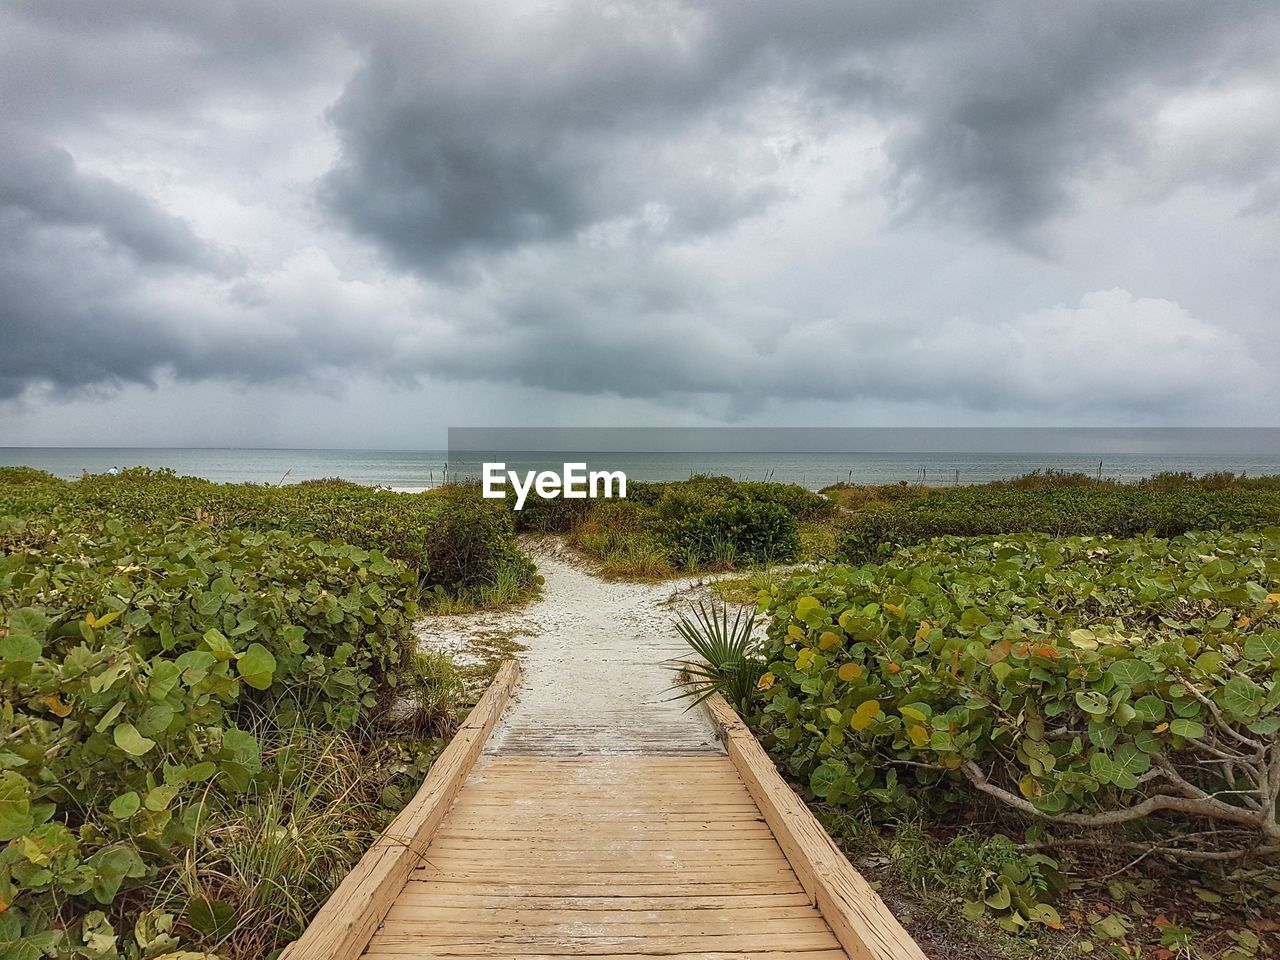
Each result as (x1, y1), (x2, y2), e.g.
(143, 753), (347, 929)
(286, 548), (924, 960)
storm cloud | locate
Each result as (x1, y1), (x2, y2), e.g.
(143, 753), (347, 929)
(1, 0), (1278, 440)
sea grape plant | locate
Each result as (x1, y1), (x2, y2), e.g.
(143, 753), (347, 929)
(0, 468), (536, 597)
(752, 530), (1280, 859)
(0, 514), (418, 951)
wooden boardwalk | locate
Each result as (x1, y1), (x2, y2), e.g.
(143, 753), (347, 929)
(288, 661), (925, 960)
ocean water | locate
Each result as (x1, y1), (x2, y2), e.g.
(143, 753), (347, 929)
(5, 447), (1280, 490)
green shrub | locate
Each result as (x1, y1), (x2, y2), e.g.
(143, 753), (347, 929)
(657, 490), (800, 567)
(564, 478), (811, 576)
(0, 470), (537, 599)
(0, 513), (426, 955)
(1139, 471), (1280, 493)
(0, 467), (64, 488)
(421, 484), (534, 592)
(751, 530), (1280, 858)
(620, 480), (667, 507)
(839, 486), (1280, 562)
(672, 476), (830, 520)
(820, 480), (929, 513)
(509, 490), (594, 533)
(734, 480), (832, 520)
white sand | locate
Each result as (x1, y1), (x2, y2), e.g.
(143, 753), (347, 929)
(418, 541), (725, 755)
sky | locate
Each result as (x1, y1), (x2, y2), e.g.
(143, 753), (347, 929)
(1, 1), (1278, 449)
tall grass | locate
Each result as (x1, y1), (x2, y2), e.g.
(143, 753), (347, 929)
(154, 723), (445, 960)
(421, 555), (543, 613)
(568, 502), (675, 579)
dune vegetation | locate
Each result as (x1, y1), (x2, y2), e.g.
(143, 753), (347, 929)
(5, 464), (1280, 960)
(511, 474), (833, 577)
(694, 472), (1280, 959)
(0, 467), (532, 960)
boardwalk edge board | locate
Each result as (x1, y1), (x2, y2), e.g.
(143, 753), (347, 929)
(282, 659), (522, 960)
(701, 692), (928, 960)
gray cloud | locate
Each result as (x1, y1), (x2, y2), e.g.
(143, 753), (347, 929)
(0, 0), (1278, 435)
(879, 3), (1280, 237)
(321, 4), (792, 271)
(0, 137), (214, 268)
(321, 1), (1280, 265)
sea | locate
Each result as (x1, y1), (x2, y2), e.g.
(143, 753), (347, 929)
(5, 447), (1280, 491)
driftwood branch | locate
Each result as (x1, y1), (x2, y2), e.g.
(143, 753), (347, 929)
(962, 758), (1280, 842)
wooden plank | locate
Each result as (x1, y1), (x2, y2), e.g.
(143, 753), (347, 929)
(377, 917), (835, 935)
(460, 763), (738, 772)
(399, 885), (803, 901)
(420, 841), (790, 857)
(430, 824), (776, 837)
(414, 870), (803, 885)
(282, 660), (521, 960)
(384, 904), (824, 922)
(389, 891), (817, 910)
(363, 932), (842, 954)
(453, 780), (754, 793)
(363, 957), (849, 960)
(320, 749), (871, 960)
(425, 836), (778, 849)
(701, 693), (926, 960)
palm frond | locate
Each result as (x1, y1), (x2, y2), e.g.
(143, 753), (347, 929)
(668, 600), (765, 710)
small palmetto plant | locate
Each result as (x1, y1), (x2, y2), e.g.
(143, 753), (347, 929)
(670, 600), (766, 710)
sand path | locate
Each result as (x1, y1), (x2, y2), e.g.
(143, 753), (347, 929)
(418, 542), (722, 755)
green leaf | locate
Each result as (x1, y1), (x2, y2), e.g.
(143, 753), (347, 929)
(1169, 718), (1206, 739)
(1108, 659), (1154, 687)
(221, 728), (262, 771)
(186, 761), (218, 782)
(1109, 744), (1151, 789)
(236, 642), (277, 690)
(113, 723), (157, 757)
(1075, 690), (1109, 716)
(1093, 914), (1129, 940)
(87, 844), (147, 904)
(1219, 677), (1264, 720)
(809, 762), (844, 798)
(0, 607), (48, 661)
(1068, 628), (1098, 650)
(109, 792), (141, 819)
(202, 628), (235, 661)
(175, 650), (216, 685)
(1243, 633), (1280, 663)
(147, 660), (181, 700)
(187, 898), (236, 938)
(1247, 715), (1280, 735)
(1133, 695), (1167, 723)
(984, 883), (1012, 910)
(794, 596), (824, 621)
(137, 703), (175, 737)
(1133, 729), (1161, 754)
(144, 784), (179, 812)
(1027, 903), (1063, 929)
(0, 771), (34, 840)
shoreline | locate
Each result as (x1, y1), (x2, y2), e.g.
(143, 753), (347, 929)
(7, 447), (1280, 492)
